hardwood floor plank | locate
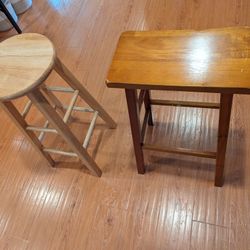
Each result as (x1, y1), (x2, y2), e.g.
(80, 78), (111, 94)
(190, 221), (230, 250)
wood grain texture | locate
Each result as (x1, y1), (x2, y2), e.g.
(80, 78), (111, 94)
(107, 28), (250, 93)
(0, 0), (250, 249)
(190, 221), (230, 250)
(0, 33), (55, 101)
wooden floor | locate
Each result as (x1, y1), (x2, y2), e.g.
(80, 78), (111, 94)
(0, 0), (250, 249)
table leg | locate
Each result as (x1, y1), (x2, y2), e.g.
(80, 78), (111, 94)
(144, 90), (154, 126)
(125, 89), (145, 174)
(215, 93), (233, 187)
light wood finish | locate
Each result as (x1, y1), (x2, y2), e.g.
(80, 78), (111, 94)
(0, 33), (55, 101)
(26, 126), (57, 134)
(41, 85), (65, 115)
(21, 100), (32, 118)
(44, 86), (75, 93)
(107, 27), (250, 93)
(43, 147), (77, 157)
(62, 90), (79, 123)
(37, 120), (50, 142)
(0, 0), (250, 249)
(0, 32), (116, 177)
(28, 89), (102, 177)
(0, 101), (55, 167)
(54, 57), (117, 129)
(83, 111), (99, 149)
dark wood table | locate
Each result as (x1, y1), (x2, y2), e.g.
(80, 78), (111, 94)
(106, 27), (250, 187)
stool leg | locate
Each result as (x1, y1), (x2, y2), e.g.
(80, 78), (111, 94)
(0, 101), (55, 166)
(28, 89), (102, 177)
(144, 90), (154, 126)
(215, 93), (233, 187)
(54, 57), (117, 129)
(125, 89), (145, 174)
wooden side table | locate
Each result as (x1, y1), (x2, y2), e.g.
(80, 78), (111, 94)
(106, 27), (250, 187)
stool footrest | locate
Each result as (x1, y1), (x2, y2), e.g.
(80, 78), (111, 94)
(21, 100), (33, 118)
(43, 148), (78, 157)
(38, 120), (50, 141)
(63, 90), (79, 123)
(62, 105), (94, 113)
(20, 83), (107, 168)
(83, 111), (99, 148)
(151, 99), (220, 109)
(143, 143), (217, 159)
(27, 125), (57, 134)
(44, 86), (75, 93)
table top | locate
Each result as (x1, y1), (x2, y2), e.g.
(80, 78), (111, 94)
(106, 27), (250, 93)
(0, 33), (55, 101)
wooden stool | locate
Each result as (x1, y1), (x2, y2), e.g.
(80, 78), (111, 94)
(0, 33), (116, 177)
(106, 27), (250, 187)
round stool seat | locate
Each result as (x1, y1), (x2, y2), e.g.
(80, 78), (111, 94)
(0, 33), (55, 101)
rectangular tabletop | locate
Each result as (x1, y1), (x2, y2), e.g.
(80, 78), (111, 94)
(106, 27), (250, 93)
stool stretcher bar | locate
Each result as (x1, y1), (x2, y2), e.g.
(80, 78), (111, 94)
(26, 104), (100, 156)
(16, 78), (114, 177)
(83, 111), (99, 148)
(43, 148), (78, 157)
(63, 90), (79, 123)
(27, 126), (58, 134)
(45, 86), (75, 93)
(21, 100), (32, 118)
(38, 120), (50, 141)
(62, 105), (94, 113)
(40, 112), (99, 157)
